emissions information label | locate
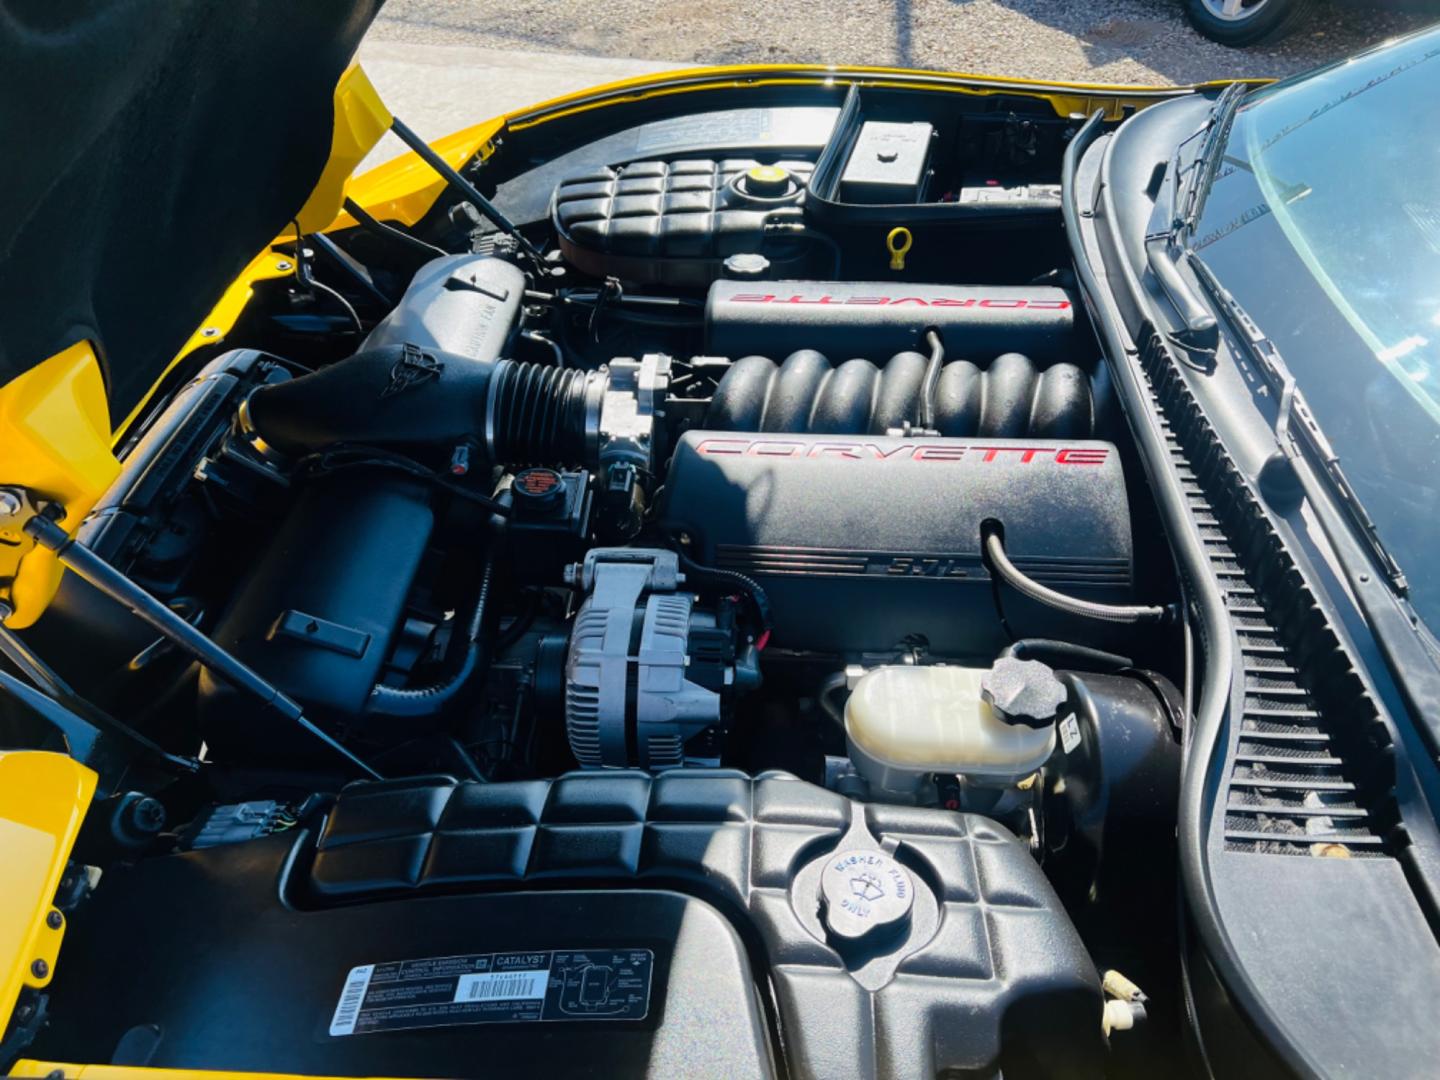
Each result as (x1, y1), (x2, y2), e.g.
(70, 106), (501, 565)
(328, 949), (653, 1037)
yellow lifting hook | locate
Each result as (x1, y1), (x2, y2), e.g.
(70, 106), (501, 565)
(886, 226), (913, 271)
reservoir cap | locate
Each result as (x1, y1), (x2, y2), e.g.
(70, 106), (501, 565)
(743, 164), (792, 198)
(820, 848), (914, 942)
(982, 657), (1067, 729)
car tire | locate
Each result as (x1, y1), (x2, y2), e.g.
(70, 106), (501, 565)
(1183, 0), (1321, 46)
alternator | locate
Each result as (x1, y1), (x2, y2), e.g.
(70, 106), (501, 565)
(563, 548), (756, 770)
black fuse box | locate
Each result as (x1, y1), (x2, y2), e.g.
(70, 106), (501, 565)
(839, 120), (934, 204)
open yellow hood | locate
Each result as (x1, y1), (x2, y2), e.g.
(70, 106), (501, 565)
(0, 1), (388, 628)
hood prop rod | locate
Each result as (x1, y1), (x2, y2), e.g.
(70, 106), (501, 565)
(24, 510), (382, 781)
(389, 115), (543, 269)
(0, 603), (199, 779)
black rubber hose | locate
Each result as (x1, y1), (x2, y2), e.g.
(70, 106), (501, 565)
(673, 546), (775, 649)
(1000, 638), (1135, 673)
(367, 552), (497, 718)
(487, 360), (596, 465)
(295, 444), (512, 517)
(983, 530), (1170, 625)
(761, 215), (843, 278)
(919, 328), (944, 430)
(367, 492), (511, 718)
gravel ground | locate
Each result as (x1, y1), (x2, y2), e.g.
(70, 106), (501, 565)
(369, 0), (1434, 86)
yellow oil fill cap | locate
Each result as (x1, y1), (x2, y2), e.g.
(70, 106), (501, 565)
(743, 164), (792, 197)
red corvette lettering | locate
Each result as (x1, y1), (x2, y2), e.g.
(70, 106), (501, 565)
(694, 438), (1108, 465)
(726, 294), (1071, 311)
(1055, 448), (1110, 465)
(693, 438), (750, 455)
(911, 445), (967, 462)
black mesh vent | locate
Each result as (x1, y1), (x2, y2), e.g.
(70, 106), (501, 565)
(1135, 326), (1396, 857)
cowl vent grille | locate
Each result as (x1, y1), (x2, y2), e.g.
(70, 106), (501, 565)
(1135, 326), (1396, 857)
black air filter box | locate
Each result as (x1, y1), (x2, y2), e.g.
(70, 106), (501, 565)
(198, 474), (434, 758)
(361, 252), (523, 359)
(660, 430), (1132, 654)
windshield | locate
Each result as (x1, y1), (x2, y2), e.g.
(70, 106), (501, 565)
(1190, 27), (1440, 636)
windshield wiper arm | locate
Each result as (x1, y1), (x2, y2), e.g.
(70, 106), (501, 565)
(1144, 84), (1247, 351)
(1188, 258), (1410, 596)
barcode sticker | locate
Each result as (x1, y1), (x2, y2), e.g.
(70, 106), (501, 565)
(1060, 714), (1082, 754)
(455, 970), (548, 1003)
(328, 964), (375, 1036)
(327, 948), (653, 1037)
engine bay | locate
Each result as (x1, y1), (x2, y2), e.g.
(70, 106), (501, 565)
(5, 89), (1192, 1079)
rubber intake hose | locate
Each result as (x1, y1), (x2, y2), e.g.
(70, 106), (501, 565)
(245, 349), (606, 468)
(485, 359), (604, 466)
(983, 530), (1170, 626)
(244, 344), (499, 455)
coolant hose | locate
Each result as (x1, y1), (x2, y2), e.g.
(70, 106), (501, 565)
(983, 531), (1170, 625)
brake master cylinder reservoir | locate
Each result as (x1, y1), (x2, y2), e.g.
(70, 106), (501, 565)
(844, 659), (1063, 800)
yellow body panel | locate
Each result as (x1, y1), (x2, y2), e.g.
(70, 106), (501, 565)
(108, 247), (299, 442)
(326, 116), (504, 230)
(294, 65), (395, 235)
(0, 753), (97, 1033)
(9, 1066), (427, 1080)
(0, 345), (121, 628)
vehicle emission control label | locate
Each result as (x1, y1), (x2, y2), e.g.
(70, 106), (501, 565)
(328, 949), (653, 1037)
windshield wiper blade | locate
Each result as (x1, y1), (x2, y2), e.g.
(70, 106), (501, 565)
(1188, 259), (1410, 596)
(1173, 82), (1247, 241)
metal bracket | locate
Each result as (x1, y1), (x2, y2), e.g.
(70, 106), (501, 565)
(0, 487), (46, 611)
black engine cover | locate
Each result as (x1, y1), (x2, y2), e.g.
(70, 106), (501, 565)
(659, 430), (1133, 654)
(35, 771), (1103, 1079)
(706, 280), (1079, 361)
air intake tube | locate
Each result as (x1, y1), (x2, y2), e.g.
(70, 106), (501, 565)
(243, 345), (606, 468)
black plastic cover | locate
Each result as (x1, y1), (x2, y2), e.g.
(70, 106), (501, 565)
(198, 473), (434, 757)
(706, 280), (1079, 361)
(552, 158), (816, 286)
(34, 770), (1103, 1078)
(660, 430), (1132, 653)
(360, 253), (525, 358)
(839, 121), (933, 204)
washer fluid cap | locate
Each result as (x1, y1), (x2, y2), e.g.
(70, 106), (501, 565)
(743, 164), (791, 197)
(820, 848), (914, 942)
